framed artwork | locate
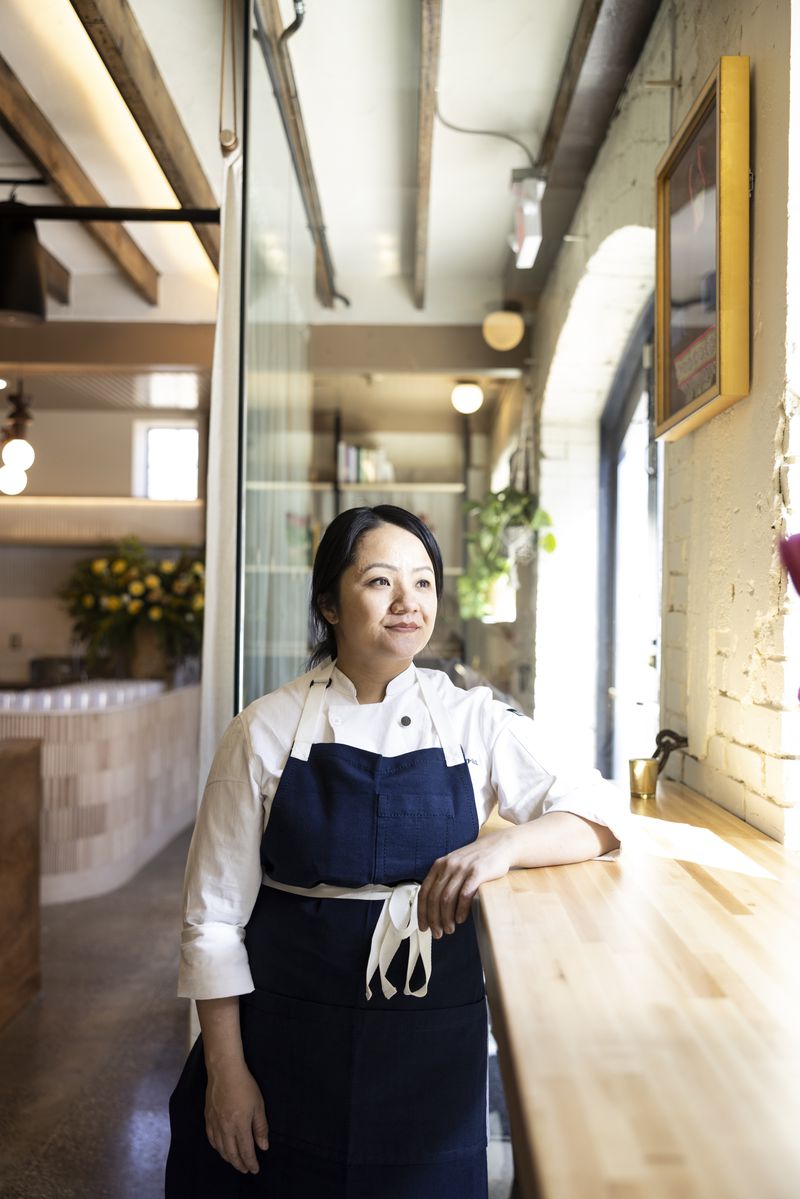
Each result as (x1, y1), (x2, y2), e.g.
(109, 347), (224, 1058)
(655, 56), (750, 440)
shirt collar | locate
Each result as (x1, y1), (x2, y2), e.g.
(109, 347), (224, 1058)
(330, 661), (418, 702)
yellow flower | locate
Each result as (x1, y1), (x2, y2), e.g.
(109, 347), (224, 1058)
(91, 559), (108, 575)
(171, 578), (189, 595)
(144, 574), (160, 589)
(128, 599), (143, 615)
(148, 606), (163, 621)
(101, 596), (122, 612)
(191, 594), (205, 612)
(128, 580), (145, 597)
(192, 561), (204, 575)
(159, 559), (176, 574)
(81, 594), (95, 609)
(146, 589), (162, 602)
(111, 559), (127, 575)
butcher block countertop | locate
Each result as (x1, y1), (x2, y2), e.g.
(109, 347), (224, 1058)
(475, 780), (800, 1199)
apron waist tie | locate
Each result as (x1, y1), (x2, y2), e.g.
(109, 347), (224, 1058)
(262, 876), (432, 1001)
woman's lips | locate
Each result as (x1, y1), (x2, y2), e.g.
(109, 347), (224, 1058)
(386, 623), (420, 631)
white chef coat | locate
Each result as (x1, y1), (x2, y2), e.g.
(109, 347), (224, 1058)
(178, 661), (629, 1000)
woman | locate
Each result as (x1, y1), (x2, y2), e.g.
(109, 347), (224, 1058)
(166, 505), (625, 1198)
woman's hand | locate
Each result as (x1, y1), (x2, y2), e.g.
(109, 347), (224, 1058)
(417, 830), (514, 937)
(204, 1060), (269, 1174)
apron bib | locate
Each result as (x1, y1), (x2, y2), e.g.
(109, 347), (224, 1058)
(167, 665), (489, 1198)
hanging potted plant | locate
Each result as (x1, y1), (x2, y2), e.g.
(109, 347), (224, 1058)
(457, 487), (555, 621)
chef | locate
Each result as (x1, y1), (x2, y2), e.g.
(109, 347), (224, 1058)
(166, 504), (626, 1199)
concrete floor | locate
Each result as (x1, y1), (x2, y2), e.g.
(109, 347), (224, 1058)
(0, 828), (513, 1198)
(0, 829), (191, 1199)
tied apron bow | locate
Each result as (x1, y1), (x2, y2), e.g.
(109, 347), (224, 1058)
(366, 882), (432, 1000)
(261, 876), (434, 1001)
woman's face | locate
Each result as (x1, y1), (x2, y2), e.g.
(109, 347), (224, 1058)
(320, 523), (438, 672)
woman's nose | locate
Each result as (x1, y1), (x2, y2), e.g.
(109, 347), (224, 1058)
(390, 585), (418, 611)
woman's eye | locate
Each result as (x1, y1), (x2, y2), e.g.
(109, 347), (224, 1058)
(368, 576), (390, 586)
(417, 579), (431, 588)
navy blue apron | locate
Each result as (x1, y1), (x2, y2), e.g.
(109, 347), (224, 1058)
(167, 666), (489, 1198)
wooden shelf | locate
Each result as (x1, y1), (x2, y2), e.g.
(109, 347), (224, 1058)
(339, 482), (465, 493)
(0, 497), (205, 547)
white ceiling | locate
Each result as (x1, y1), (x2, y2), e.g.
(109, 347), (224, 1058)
(286, 0), (583, 324)
(1, 0), (584, 329)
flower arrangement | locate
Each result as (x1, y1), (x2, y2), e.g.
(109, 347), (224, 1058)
(59, 536), (204, 670)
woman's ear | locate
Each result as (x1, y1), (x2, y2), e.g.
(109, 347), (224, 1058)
(318, 594), (338, 625)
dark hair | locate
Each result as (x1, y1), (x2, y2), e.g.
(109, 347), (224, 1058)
(308, 505), (444, 667)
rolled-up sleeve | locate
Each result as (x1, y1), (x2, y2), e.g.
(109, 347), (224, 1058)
(490, 713), (630, 844)
(177, 714), (265, 999)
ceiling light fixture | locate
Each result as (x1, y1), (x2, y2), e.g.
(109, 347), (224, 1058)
(0, 200), (46, 324)
(482, 301), (525, 352)
(451, 382), (484, 415)
(0, 381), (35, 495)
(510, 171), (546, 271)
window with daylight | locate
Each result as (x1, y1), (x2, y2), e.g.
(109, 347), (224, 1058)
(134, 422), (199, 500)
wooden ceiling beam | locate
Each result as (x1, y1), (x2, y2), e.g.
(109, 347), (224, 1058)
(41, 247), (71, 306)
(0, 53), (159, 305)
(69, 0), (220, 272)
(413, 0), (442, 310)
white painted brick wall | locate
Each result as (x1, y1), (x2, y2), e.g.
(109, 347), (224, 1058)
(528, 0), (800, 843)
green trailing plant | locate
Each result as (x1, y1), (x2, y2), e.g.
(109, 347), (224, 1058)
(457, 487), (555, 620)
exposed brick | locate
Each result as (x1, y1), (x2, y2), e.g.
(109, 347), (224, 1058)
(664, 646), (687, 687)
(665, 680), (685, 715)
(764, 659), (799, 707)
(706, 734), (727, 772)
(664, 610), (687, 649)
(714, 629), (733, 655)
(745, 705), (800, 756)
(763, 755), (800, 805)
(743, 790), (786, 842)
(663, 709), (688, 737)
(714, 773), (747, 819)
(682, 755), (708, 796)
(667, 573), (688, 613)
(667, 501), (691, 541)
(667, 540), (688, 573)
(668, 466), (692, 506)
(717, 695), (745, 742)
(725, 742), (765, 792)
(782, 806), (800, 850)
(714, 655), (729, 694)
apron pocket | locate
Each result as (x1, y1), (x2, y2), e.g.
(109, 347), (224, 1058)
(347, 997), (488, 1164)
(376, 791), (455, 880)
(239, 989), (354, 1160)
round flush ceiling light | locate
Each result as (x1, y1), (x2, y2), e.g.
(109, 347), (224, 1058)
(451, 382), (484, 415)
(482, 304), (525, 352)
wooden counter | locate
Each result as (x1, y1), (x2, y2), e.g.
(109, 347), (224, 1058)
(475, 781), (800, 1199)
(0, 740), (41, 1029)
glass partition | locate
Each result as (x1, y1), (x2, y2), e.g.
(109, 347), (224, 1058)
(238, 8), (320, 707)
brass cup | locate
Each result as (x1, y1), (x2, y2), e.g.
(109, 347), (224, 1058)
(629, 757), (658, 802)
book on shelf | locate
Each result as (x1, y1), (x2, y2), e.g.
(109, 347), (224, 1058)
(336, 440), (395, 485)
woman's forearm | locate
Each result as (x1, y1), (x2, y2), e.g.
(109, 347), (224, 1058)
(501, 810), (619, 868)
(196, 996), (246, 1075)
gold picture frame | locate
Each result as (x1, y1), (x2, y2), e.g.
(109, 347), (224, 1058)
(655, 56), (750, 440)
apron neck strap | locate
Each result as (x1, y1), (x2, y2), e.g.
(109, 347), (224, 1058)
(290, 661), (334, 761)
(290, 661), (465, 768)
(414, 668), (465, 768)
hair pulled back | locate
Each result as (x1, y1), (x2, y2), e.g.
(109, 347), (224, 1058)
(308, 505), (444, 668)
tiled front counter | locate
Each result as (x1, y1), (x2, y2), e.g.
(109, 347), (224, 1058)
(0, 684), (200, 904)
